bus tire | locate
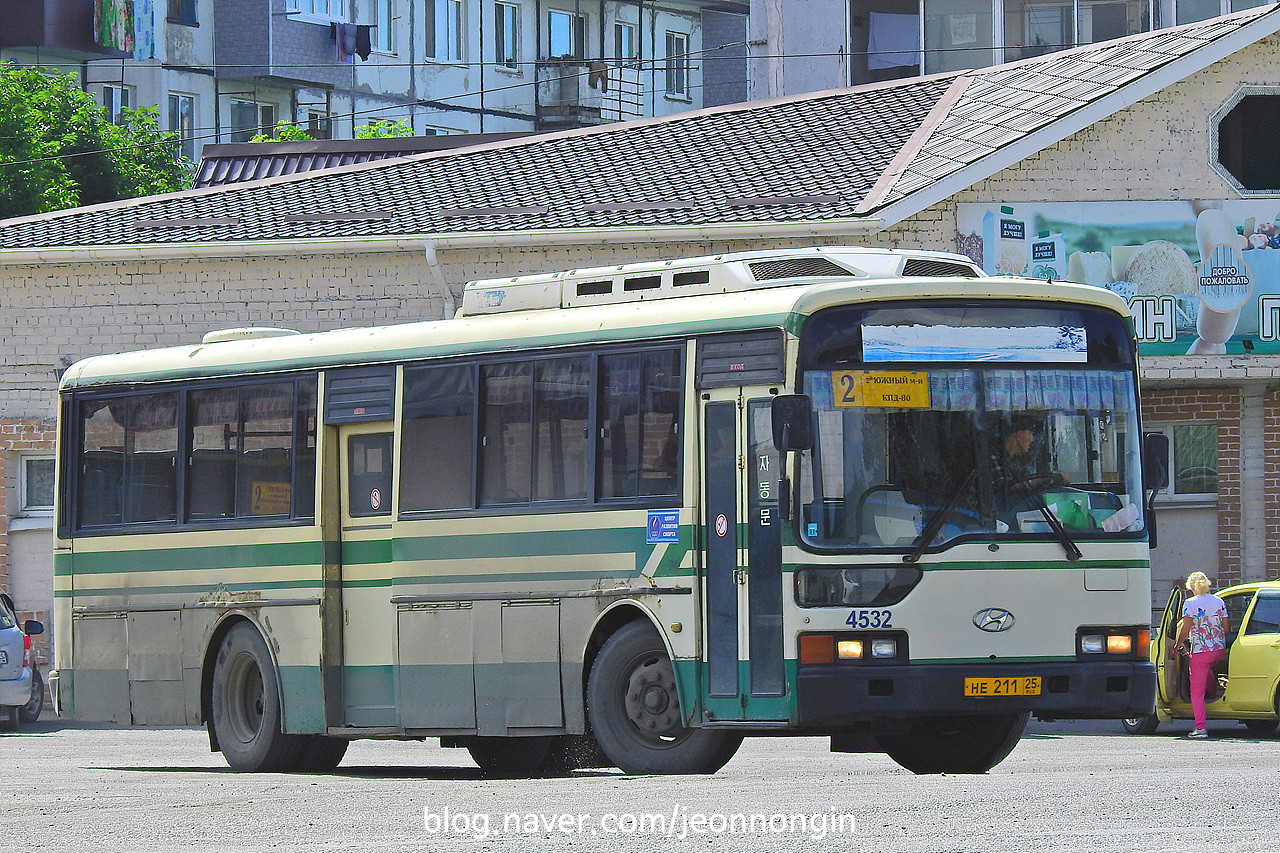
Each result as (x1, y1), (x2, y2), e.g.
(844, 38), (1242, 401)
(878, 712), (1028, 774)
(1121, 714), (1159, 735)
(587, 621), (742, 775)
(293, 735), (350, 771)
(210, 622), (305, 772)
(1242, 718), (1278, 735)
(465, 736), (554, 775)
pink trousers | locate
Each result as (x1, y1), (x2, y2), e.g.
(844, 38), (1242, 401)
(1189, 648), (1225, 730)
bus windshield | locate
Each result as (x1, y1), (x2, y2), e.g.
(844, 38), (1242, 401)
(796, 301), (1144, 552)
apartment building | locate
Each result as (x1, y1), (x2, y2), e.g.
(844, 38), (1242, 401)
(749, 0), (1274, 98)
(0, 0), (748, 161)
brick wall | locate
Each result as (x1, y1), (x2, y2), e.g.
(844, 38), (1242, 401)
(0, 418), (56, 709)
(1141, 388), (1243, 587)
(1266, 389), (1280, 581)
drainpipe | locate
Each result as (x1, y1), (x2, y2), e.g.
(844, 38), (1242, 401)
(423, 240), (456, 318)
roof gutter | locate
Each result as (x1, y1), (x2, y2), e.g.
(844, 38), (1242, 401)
(0, 219), (884, 266)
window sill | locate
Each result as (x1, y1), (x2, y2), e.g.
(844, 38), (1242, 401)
(494, 65), (523, 76)
(663, 93), (692, 104)
(165, 17), (199, 27)
(9, 516), (54, 532)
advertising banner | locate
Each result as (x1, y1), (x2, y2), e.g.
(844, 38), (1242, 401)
(956, 201), (1280, 355)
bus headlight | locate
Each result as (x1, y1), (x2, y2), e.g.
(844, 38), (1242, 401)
(1077, 627), (1149, 658)
(1080, 634), (1105, 654)
(870, 639), (897, 658)
(836, 639), (864, 659)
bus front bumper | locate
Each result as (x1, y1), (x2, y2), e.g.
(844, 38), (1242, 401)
(795, 660), (1156, 725)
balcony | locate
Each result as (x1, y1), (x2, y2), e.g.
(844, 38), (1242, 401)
(536, 60), (645, 129)
(0, 0), (127, 57)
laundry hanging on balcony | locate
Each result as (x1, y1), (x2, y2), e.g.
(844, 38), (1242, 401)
(332, 23), (373, 63)
(94, 0), (135, 53)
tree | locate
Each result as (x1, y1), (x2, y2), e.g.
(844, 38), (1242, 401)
(0, 65), (189, 219)
(250, 121), (315, 142)
(355, 119), (414, 139)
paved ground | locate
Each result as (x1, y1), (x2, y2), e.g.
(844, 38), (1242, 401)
(1, 717), (1274, 852)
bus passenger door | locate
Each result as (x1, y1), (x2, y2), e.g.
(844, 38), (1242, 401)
(336, 425), (398, 727)
(701, 393), (789, 723)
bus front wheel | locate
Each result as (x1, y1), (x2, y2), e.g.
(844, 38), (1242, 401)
(877, 712), (1029, 774)
(587, 621), (741, 775)
(210, 622), (306, 772)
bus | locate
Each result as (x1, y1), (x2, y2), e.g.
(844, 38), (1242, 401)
(51, 246), (1157, 776)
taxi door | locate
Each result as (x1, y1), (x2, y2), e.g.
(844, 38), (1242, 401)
(1226, 591), (1280, 713)
(1154, 587), (1185, 709)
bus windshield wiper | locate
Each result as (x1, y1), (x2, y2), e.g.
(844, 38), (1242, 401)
(1025, 488), (1083, 561)
(903, 469), (976, 564)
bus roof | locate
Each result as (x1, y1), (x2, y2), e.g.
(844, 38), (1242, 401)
(60, 253), (1130, 391)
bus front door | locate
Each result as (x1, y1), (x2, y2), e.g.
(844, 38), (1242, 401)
(702, 394), (789, 723)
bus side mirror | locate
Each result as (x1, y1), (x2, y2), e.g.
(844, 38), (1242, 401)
(1142, 433), (1170, 492)
(772, 394), (813, 452)
(1142, 432), (1170, 549)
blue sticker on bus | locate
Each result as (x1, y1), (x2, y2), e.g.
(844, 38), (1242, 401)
(807, 523), (818, 537)
(646, 510), (680, 544)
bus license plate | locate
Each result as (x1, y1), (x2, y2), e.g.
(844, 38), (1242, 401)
(964, 676), (1041, 697)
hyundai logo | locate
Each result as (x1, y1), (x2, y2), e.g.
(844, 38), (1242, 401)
(973, 608), (1016, 632)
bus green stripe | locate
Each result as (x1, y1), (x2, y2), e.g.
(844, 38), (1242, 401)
(55, 540), (326, 576)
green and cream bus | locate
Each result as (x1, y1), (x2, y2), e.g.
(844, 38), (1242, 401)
(51, 246), (1157, 775)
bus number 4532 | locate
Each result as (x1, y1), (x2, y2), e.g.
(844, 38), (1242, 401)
(846, 609), (892, 628)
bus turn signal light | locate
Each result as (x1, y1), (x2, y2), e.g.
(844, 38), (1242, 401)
(799, 634), (834, 665)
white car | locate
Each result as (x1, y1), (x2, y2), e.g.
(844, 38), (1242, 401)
(1, 591), (43, 729)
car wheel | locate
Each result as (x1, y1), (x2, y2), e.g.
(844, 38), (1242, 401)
(1242, 718), (1278, 735)
(20, 667), (44, 724)
(209, 622), (306, 771)
(878, 712), (1029, 774)
(465, 736), (554, 775)
(1121, 714), (1159, 735)
(587, 621), (742, 775)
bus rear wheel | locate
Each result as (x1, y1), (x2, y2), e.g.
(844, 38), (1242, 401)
(877, 712), (1029, 774)
(465, 736), (554, 775)
(210, 622), (306, 772)
(587, 621), (741, 775)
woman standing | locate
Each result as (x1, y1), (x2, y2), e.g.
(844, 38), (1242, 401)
(1171, 571), (1229, 739)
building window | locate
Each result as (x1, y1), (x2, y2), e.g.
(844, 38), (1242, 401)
(286, 0), (348, 19)
(308, 110), (332, 139)
(496, 2), (519, 69)
(102, 85), (132, 125)
(228, 99), (276, 143)
(20, 457), (55, 515)
(664, 31), (688, 97)
(548, 10), (586, 60)
(167, 93), (196, 162)
(614, 21), (636, 62)
(374, 0), (394, 53)
(167, 0), (198, 25)
(1149, 423), (1218, 499)
(1218, 94), (1280, 192)
(435, 0), (465, 61)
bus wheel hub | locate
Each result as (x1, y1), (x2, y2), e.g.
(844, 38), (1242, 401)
(625, 658), (681, 735)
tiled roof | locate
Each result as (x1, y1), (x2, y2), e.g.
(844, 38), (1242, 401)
(0, 7), (1276, 252)
(192, 134), (531, 188)
(866, 10), (1277, 210)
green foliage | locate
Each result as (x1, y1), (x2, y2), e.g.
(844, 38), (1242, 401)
(355, 119), (414, 139)
(0, 65), (189, 219)
(250, 121), (315, 143)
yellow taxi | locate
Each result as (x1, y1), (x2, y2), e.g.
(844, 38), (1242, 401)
(1123, 580), (1280, 735)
